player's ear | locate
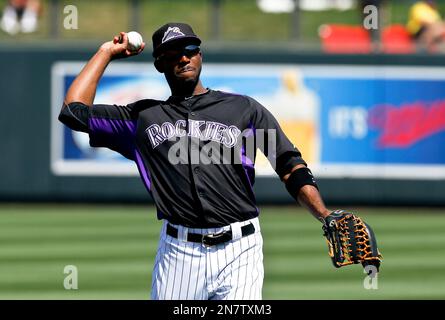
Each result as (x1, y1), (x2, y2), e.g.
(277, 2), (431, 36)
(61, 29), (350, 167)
(154, 59), (164, 73)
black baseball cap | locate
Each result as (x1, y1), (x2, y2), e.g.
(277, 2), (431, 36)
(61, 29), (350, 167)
(152, 22), (201, 58)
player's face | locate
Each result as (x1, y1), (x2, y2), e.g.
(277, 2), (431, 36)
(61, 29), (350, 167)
(157, 44), (202, 83)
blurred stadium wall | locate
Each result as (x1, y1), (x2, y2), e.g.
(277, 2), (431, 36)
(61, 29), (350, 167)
(1, 0), (445, 206)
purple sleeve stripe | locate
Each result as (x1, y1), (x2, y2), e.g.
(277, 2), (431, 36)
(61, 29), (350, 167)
(240, 143), (255, 187)
(244, 122), (256, 138)
(135, 148), (151, 192)
(241, 155), (254, 168)
(88, 117), (137, 160)
(240, 123), (256, 185)
(89, 117), (137, 135)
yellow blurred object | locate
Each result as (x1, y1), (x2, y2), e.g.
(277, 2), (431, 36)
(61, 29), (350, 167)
(407, 1), (442, 36)
(255, 69), (320, 173)
(280, 70), (319, 165)
(280, 120), (316, 164)
(282, 70), (299, 94)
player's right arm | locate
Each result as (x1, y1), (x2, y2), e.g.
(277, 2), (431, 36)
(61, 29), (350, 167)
(65, 32), (144, 106)
(59, 32), (145, 132)
(58, 32), (146, 159)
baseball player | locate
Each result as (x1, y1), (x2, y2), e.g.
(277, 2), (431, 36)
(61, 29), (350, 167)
(58, 22), (332, 300)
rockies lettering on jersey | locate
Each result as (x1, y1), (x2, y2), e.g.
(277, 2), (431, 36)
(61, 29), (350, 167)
(146, 119), (242, 149)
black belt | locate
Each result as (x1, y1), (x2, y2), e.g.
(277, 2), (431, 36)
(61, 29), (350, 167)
(166, 223), (255, 246)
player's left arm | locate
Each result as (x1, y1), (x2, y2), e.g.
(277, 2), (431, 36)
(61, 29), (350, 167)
(248, 95), (330, 222)
(249, 97), (382, 270)
(282, 164), (331, 221)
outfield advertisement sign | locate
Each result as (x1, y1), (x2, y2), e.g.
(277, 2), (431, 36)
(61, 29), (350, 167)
(51, 63), (445, 179)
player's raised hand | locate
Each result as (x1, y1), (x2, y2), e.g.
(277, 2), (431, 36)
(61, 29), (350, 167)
(100, 32), (145, 60)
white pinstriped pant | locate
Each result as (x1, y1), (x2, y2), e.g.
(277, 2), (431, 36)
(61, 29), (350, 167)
(151, 217), (264, 300)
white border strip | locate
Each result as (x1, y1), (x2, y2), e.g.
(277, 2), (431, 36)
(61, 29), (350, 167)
(52, 160), (138, 176)
(312, 164), (445, 180)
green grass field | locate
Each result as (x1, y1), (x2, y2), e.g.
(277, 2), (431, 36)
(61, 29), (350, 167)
(0, 204), (444, 300)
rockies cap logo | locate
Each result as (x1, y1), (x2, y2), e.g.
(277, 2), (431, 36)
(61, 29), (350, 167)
(162, 27), (185, 43)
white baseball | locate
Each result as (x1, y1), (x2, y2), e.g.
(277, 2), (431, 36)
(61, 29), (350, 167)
(127, 31), (143, 51)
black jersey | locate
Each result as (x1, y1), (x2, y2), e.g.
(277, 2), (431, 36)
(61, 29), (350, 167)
(59, 89), (306, 227)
